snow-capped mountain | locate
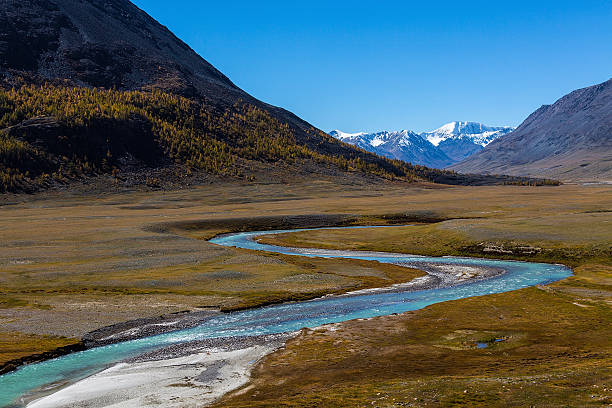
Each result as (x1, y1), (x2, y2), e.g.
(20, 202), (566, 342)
(330, 122), (514, 168)
(330, 129), (453, 168)
(423, 122), (513, 147)
(328, 130), (367, 140)
(422, 122), (514, 163)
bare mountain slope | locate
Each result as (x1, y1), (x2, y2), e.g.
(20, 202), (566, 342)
(1, 0), (237, 97)
(451, 78), (612, 181)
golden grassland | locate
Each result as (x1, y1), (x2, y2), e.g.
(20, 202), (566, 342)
(214, 184), (612, 407)
(0, 332), (79, 364)
(0, 180), (610, 406)
(0, 179), (430, 364)
(258, 213), (611, 266)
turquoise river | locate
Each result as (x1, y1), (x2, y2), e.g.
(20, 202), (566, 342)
(0, 226), (572, 407)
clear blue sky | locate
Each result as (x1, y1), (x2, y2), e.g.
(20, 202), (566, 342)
(132, 0), (612, 133)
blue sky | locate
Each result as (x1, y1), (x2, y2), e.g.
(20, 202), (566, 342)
(132, 0), (612, 133)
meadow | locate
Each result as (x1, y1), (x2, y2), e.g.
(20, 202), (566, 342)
(0, 180), (610, 406)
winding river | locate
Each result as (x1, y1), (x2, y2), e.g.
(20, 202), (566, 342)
(0, 226), (572, 407)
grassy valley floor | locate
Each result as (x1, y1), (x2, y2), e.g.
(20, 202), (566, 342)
(216, 283), (611, 407)
(0, 181), (611, 406)
(215, 186), (612, 407)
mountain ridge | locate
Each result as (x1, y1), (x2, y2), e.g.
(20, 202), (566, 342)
(423, 121), (514, 147)
(331, 129), (453, 169)
(330, 122), (514, 168)
(450, 78), (612, 180)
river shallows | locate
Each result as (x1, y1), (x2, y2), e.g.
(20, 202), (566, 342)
(0, 226), (572, 407)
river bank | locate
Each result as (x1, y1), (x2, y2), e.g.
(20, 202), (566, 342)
(0, 221), (500, 378)
(2, 183), (607, 373)
(4, 226), (551, 408)
(25, 333), (294, 408)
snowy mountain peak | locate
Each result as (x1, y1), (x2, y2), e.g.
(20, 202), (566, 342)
(424, 122), (514, 147)
(433, 121), (488, 135)
(329, 130), (366, 139)
(329, 128), (451, 168)
(330, 121), (514, 169)
(434, 121), (462, 134)
(330, 129), (420, 148)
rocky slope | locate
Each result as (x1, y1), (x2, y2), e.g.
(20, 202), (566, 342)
(451, 79), (612, 181)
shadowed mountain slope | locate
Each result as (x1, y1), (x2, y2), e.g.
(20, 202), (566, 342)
(0, 0), (556, 192)
(451, 79), (612, 181)
(1, 0), (298, 131)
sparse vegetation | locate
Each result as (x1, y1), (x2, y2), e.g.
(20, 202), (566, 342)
(216, 276), (611, 407)
(259, 221), (612, 267)
(0, 332), (80, 373)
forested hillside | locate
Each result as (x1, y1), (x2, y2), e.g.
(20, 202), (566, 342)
(0, 84), (559, 192)
(0, 0), (559, 192)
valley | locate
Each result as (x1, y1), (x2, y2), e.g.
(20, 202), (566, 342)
(0, 0), (610, 406)
(0, 180), (610, 406)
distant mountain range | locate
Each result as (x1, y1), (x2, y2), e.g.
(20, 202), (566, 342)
(331, 122), (514, 168)
(451, 78), (612, 181)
